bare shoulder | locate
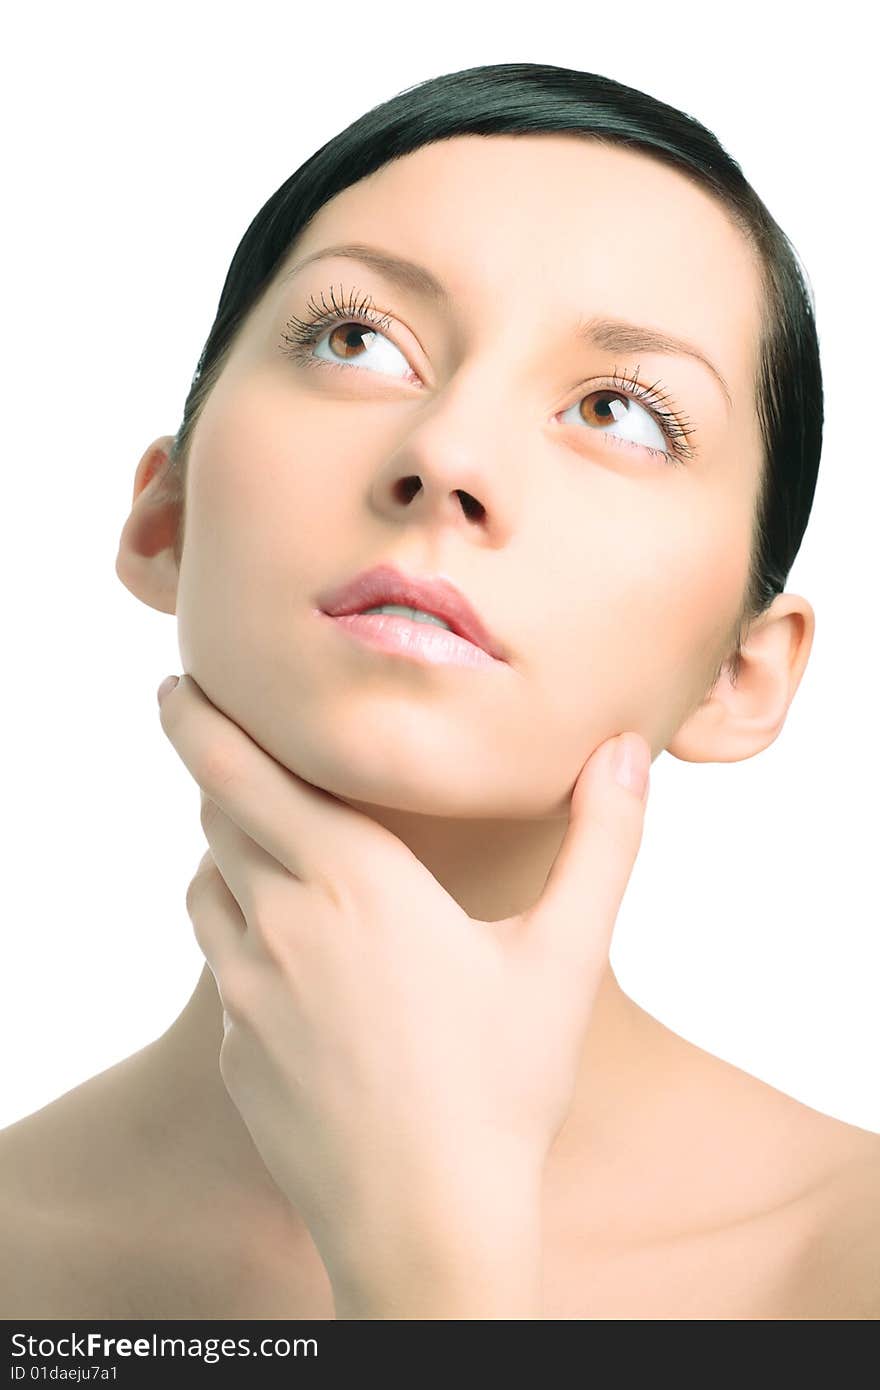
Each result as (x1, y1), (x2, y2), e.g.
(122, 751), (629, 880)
(0, 1105), (80, 1316)
(0, 1076), (152, 1318)
(0, 1095), (331, 1320)
(0, 1192), (62, 1319)
(788, 1129), (880, 1319)
(0, 1107), (176, 1320)
(0, 1123), (66, 1317)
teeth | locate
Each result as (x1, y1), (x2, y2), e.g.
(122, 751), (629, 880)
(360, 603), (452, 630)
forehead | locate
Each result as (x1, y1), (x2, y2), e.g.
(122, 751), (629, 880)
(287, 133), (762, 388)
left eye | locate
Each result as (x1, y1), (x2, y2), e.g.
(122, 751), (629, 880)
(558, 388), (666, 454)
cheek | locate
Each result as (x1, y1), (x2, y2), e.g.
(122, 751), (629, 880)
(182, 372), (364, 603)
(659, 517), (752, 674)
(187, 377), (321, 546)
(632, 526), (751, 742)
(531, 507), (751, 733)
(176, 375), (329, 677)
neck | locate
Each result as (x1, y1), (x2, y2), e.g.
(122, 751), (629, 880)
(140, 803), (676, 1237)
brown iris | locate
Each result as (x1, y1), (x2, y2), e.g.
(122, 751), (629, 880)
(326, 324), (379, 361)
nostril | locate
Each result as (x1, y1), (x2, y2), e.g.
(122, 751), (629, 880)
(392, 476), (422, 504)
(390, 479), (484, 519)
(458, 490), (485, 521)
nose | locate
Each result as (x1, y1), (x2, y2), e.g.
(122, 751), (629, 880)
(367, 369), (522, 547)
(391, 472), (486, 523)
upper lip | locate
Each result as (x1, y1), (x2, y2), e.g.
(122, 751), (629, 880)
(316, 563), (507, 661)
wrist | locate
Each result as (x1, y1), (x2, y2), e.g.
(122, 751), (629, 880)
(331, 1227), (543, 1319)
(327, 1169), (544, 1319)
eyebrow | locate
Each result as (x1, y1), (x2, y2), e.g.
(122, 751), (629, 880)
(281, 241), (733, 410)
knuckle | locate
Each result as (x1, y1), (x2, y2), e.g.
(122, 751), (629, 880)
(185, 869), (223, 961)
(190, 917), (211, 961)
(218, 1029), (246, 1090)
(247, 899), (280, 953)
(189, 906), (220, 963)
(312, 874), (345, 914)
(199, 796), (221, 836)
(247, 888), (301, 968)
(185, 865), (212, 916)
(199, 743), (243, 800)
(313, 866), (360, 916)
(217, 965), (261, 1026)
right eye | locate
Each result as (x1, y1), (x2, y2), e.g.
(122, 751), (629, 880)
(280, 305), (420, 383)
(314, 320), (416, 379)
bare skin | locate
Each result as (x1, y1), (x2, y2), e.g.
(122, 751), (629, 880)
(1, 964), (878, 1318)
(3, 134), (877, 1318)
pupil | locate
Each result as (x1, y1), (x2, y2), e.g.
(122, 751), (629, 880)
(589, 390), (626, 426)
(330, 324), (373, 357)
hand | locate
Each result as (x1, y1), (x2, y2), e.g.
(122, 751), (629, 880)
(157, 673), (651, 1292)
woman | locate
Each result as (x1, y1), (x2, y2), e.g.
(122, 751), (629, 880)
(2, 62), (877, 1320)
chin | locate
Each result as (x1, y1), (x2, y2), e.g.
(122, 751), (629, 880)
(289, 740), (559, 822)
(296, 754), (486, 818)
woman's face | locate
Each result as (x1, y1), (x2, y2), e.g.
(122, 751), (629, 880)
(173, 134), (763, 818)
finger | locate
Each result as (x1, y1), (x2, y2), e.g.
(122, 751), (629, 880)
(157, 673), (396, 889)
(199, 791), (311, 963)
(185, 850), (248, 985)
(186, 861), (265, 1032)
(519, 733), (651, 978)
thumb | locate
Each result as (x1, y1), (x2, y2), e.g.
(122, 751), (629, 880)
(519, 732), (651, 974)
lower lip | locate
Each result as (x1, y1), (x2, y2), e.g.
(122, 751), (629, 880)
(320, 611), (503, 669)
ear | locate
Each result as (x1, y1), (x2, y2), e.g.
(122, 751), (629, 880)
(666, 593), (816, 764)
(115, 435), (183, 615)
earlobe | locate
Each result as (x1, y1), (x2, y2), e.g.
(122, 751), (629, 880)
(115, 435), (183, 615)
(666, 594), (816, 765)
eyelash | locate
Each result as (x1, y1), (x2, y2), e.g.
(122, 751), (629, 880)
(279, 283), (697, 466)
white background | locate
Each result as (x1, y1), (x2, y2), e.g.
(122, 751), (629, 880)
(2, 1), (876, 1133)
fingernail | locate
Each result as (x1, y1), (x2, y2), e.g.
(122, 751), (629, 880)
(156, 674), (180, 705)
(612, 734), (650, 801)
